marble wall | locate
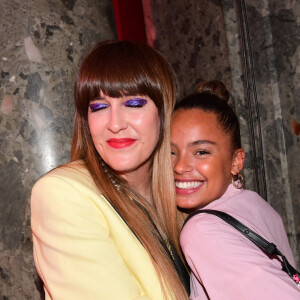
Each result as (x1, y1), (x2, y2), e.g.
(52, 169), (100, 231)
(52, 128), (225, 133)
(0, 0), (116, 298)
(240, 0), (300, 266)
(0, 0), (299, 298)
(150, 0), (233, 96)
(150, 0), (299, 267)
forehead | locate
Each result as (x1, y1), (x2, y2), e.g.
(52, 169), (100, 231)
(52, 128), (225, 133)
(171, 109), (230, 144)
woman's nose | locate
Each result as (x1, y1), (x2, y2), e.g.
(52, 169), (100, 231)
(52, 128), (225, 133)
(107, 107), (128, 133)
(173, 155), (193, 174)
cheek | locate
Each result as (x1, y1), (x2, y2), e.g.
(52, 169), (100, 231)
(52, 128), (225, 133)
(88, 116), (104, 140)
(196, 161), (211, 173)
(221, 154), (235, 174)
(88, 119), (96, 138)
(143, 114), (160, 141)
(132, 115), (143, 126)
(132, 114), (152, 129)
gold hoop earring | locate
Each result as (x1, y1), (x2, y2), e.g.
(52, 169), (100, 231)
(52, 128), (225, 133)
(232, 173), (244, 189)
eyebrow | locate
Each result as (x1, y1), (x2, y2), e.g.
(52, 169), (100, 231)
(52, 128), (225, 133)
(191, 140), (216, 146)
(171, 140), (216, 147)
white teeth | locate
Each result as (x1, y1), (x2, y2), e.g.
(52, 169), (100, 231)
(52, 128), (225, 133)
(175, 181), (203, 189)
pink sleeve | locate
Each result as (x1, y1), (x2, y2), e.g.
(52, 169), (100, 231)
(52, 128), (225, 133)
(181, 215), (300, 299)
(275, 216), (297, 267)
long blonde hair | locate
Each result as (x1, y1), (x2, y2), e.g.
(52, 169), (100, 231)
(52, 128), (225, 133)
(71, 40), (188, 299)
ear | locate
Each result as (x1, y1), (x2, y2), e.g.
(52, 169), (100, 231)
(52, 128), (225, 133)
(231, 148), (245, 175)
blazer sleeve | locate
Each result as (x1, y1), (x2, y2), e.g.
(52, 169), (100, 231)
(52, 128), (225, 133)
(31, 174), (151, 300)
(181, 216), (300, 300)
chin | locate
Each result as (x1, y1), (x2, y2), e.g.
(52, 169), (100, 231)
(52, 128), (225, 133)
(177, 194), (211, 211)
(177, 199), (198, 210)
(110, 162), (140, 174)
(111, 165), (134, 174)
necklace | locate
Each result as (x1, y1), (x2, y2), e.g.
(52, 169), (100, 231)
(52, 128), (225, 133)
(100, 159), (121, 191)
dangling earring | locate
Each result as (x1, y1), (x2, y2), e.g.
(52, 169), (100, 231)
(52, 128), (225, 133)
(232, 173), (244, 189)
(100, 159), (121, 191)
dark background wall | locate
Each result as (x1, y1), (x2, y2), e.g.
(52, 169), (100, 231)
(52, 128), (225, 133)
(0, 0), (299, 298)
(0, 0), (116, 298)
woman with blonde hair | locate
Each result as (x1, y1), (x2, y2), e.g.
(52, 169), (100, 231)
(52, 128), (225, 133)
(31, 40), (189, 299)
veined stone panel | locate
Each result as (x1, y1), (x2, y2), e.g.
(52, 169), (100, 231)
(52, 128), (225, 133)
(241, 0), (300, 267)
(0, 0), (116, 298)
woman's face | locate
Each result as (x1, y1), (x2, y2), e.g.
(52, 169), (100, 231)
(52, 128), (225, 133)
(171, 109), (235, 210)
(88, 93), (160, 179)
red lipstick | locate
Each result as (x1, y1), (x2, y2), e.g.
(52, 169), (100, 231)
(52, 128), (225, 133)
(107, 138), (136, 149)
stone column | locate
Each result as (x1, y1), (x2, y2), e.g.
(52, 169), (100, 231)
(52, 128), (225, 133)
(224, 0), (300, 267)
(0, 0), (116, 298)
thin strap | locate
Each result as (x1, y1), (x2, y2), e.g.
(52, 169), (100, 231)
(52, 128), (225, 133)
(183, 209), (279, 255)
(183, 209), (299, 282)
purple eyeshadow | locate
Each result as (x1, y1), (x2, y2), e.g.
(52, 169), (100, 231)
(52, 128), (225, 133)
(89, 103), (108, 112)
(125, 98), (147, 107)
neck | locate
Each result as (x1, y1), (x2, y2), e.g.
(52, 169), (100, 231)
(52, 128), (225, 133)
(119, 162), (153, 204)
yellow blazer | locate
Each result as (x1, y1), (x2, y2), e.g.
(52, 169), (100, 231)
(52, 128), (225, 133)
(31, 160), (172, 299)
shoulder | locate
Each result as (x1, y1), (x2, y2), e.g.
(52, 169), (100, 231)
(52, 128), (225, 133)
(214, 188), (284, 236)
(216, 187), (282, 222)
(180, 211), (227, 251)
(230, 188), (266, 206)
(31, 160), (112, 234)
(32, 160), (97, 194)
(239, 189), (266, 203)
(31, 160), (125, 231)
(35, 160), (90, 182)
(31, 160), (105, 216)
(239, 189), (282, 219)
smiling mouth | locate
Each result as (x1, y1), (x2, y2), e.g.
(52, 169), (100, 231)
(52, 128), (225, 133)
(175, 181), (203, 189)
(107, 138), (136, 149)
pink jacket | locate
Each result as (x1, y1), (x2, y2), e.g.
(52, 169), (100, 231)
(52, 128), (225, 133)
(180, 184), (299, 299)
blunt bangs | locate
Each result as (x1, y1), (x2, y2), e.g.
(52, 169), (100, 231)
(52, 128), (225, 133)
(74, 41), (165, 118)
